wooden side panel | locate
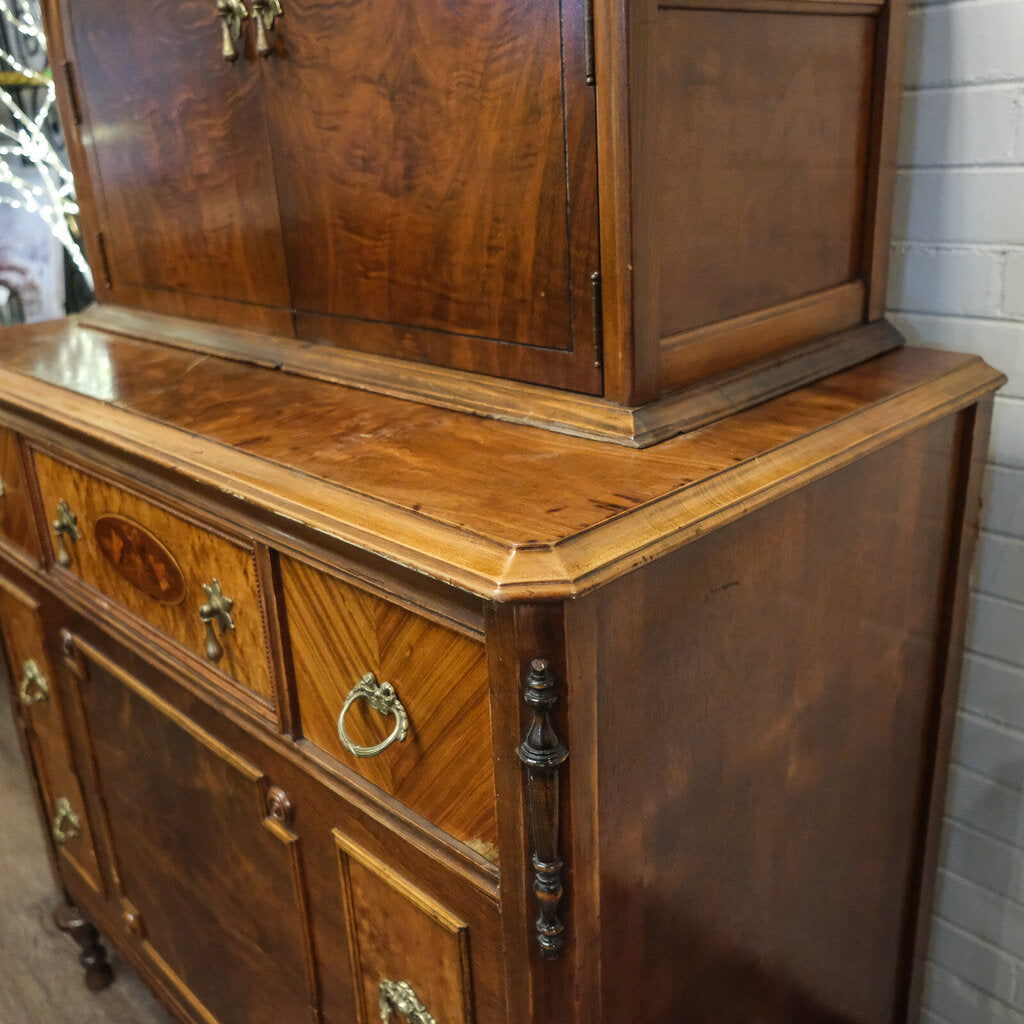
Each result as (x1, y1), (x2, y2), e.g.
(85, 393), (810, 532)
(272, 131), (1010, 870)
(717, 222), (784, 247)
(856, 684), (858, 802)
(0, 426), (42, 562)
(263, 0), (602, 392)
(336, 832), (473, 1024)
(638, 6), (877, 393)
(59, 0), (291, 315)
(575, 414), (967, 1024)
(0, 576), (102, 894)
(31, 449), (275, 711)
(66, 641), (316, 1024)
(280, 556), (498, 861)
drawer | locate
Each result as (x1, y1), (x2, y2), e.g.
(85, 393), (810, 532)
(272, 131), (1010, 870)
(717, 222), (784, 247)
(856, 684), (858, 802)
(336, 832), (474, 1024)
(280, 555), (498, 862)
(0, 575), (103, 895)
(31, 449), (275, 715)
(0, 425), (42, 562)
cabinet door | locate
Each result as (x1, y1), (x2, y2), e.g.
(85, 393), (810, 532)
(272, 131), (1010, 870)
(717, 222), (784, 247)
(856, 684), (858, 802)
(61, 0), (292, 322)
(0, 577), (103, 895)
(62, 635), (317, 1024)
(262, 0), (602, 392)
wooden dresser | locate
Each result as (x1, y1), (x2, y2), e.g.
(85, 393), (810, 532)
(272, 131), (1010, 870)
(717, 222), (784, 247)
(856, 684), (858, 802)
(0, 0), (1007, 1022)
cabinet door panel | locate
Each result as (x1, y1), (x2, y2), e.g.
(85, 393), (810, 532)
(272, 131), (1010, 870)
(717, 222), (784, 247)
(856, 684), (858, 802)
(0, 578), (102, 893)
(263, 0), (602, 391)
(63, 0), (291, 312)
(65, 639), (316, 1024)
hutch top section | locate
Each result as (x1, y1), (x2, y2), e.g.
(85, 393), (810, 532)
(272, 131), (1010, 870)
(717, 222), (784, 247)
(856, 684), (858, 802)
(43, 0), (910, 444)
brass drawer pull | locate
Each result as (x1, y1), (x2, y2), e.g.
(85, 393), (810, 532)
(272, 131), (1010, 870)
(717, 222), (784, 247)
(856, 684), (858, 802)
(378, 979), (434, 1024)
(215, 0), (248, 62)
(52, 499), (80, 567)
(19, 659), (50, 705)
(52, 797), (82, 844)
(198, 578), (235, 662)
(251, 0), (282, 57)
(337, 673), (409, 759)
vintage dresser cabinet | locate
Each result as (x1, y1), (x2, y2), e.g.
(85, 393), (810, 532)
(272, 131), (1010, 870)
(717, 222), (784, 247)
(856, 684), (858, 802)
(0, 0), (1005, 1022)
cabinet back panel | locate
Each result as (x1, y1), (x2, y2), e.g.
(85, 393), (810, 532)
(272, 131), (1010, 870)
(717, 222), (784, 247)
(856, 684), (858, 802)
(64, 0), (291, 310)
(653, 11), (874, 341)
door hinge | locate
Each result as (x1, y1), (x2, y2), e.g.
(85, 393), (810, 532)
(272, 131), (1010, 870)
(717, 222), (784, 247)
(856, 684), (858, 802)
(61, 61), (82, 125)
(95, 232), (112, 289)
(590, 270), (604, 369)
(584, 0), (596, 85)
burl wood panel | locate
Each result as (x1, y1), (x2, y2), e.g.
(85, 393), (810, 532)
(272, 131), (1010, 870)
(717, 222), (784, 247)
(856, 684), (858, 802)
(0, 426), (42, 562)
(336, 831), (473, 1024)
(68, 643), (316, 1024)
(653, 11), (874, 348)
(280, 556), (498, 860)
(62, 0), (291, 311)
(0, 576), (102, 894)
(266, 0), (601, 391)
(31, 451), (275, 709)
(574, 414), (965, 1024)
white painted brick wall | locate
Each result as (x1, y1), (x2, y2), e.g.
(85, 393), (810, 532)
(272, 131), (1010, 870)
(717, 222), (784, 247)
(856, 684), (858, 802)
(888, 0), (1024, 1020)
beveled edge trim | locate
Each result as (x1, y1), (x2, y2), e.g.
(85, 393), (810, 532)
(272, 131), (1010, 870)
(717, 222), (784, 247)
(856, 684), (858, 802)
(0, 353), (1003, 602)
(79, 305), (897, 448)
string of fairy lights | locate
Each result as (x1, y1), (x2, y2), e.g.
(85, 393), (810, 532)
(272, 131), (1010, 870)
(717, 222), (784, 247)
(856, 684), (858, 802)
(0, 0), (93, 289)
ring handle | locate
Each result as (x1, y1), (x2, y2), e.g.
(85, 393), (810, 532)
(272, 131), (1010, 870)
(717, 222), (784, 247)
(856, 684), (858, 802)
(379, 979), (434, 1024)
(337, 673), (409, 759)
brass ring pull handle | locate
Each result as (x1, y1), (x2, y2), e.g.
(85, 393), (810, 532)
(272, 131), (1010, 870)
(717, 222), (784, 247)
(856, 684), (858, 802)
(19, 659), (50, 706)
(198, 578), (235, 662)
(251, 0), (282, 57)
(378, 980), (434, 1024)
(52, 499), (80, 568)
(337, 673), (409, 759)
(52, 797), (82, 844)
(215, 0), (248, 62)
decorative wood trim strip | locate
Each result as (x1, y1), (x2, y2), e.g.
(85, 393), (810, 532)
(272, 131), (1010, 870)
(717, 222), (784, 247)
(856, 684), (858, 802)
(659, 281), (866, 389)
(517, 659), (570, 959)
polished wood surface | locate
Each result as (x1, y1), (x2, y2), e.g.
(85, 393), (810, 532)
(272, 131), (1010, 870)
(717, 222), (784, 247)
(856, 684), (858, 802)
(266, 0), (601, 392)
(566, 413), (978, 1023)
(45, 0), (914, 424)
(281, 556), (498, 860)
(0, 425), (42, 563)
(0, 575), (103, 895)
(65, 640), (316, 1024)
(31, 449), (276, 710)
(337, 832), (474, 1024)
(0, 331), (1001, 1023)
(653, 11), (873, 340)
(61, 0), (291, 315)
(0, 319), (1004, 601)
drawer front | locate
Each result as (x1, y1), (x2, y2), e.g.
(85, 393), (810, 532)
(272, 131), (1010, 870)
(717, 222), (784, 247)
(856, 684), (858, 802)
(281, 556), (498, 861)
(0, 575), (102, 894)
(336, 832), (473, 1024)
(31, 450), (275, 713)
(0, 426), (42, 561)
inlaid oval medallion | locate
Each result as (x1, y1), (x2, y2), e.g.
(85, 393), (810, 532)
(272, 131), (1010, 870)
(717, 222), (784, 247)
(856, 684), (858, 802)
(93, 514), (186, 606)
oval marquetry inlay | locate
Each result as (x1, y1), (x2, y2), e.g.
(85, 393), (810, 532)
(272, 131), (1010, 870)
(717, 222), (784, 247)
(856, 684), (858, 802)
(93, 514), (187, 605)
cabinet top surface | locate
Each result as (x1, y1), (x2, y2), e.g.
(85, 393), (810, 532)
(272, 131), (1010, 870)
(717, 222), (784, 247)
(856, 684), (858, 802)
(0, 316), (1003, 599)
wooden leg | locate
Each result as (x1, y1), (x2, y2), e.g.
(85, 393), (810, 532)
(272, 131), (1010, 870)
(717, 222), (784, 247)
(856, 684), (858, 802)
(53, 901), (114, 991)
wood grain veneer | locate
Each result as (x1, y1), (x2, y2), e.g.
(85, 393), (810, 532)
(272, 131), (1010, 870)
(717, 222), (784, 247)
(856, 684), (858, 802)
(281, 556), (499, 860)
(31, 450), (276, 711)
(0, 320), (1003, 600)
(0, 425), (43, 563)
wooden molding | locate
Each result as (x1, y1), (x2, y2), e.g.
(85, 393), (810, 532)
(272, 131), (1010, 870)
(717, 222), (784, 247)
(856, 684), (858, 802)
(81, 305), (898, 447)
